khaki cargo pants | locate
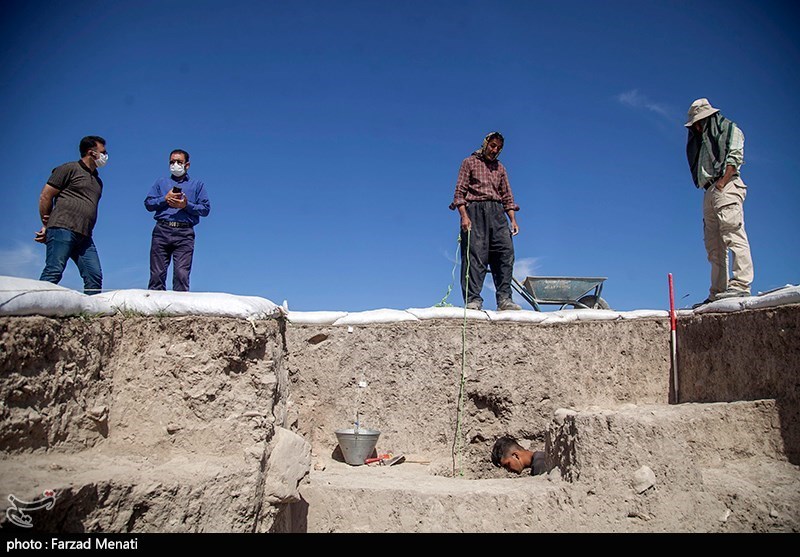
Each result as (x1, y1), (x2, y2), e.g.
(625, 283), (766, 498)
(702, 176), (754, 298)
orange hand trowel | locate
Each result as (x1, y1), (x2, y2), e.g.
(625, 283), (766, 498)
(364, 453), (405, 466)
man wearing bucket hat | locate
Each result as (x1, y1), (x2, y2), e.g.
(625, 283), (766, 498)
(450, 131), (522, 311)
(685, 98), (754, 308)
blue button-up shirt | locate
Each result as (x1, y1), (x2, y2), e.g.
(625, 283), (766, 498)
(144, 174), (211, 227)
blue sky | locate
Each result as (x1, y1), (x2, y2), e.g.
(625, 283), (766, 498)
(1, 0), (798, 312)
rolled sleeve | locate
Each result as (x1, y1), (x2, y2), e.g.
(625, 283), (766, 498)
(499, 171), (520, 212)
(725, 125), (745, 170)
(450, 159), (470, 210)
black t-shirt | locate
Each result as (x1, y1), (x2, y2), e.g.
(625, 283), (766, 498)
(46, 160), (103, 237)
(531, 450), (546, 476)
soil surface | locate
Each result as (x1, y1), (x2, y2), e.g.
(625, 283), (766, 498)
(1, 304), (798, 533)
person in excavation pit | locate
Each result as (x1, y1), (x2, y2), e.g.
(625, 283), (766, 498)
(491, 435), (547, 476)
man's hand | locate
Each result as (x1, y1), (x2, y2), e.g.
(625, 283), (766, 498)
(34, 227), (46, 244)
(165, 191), (187, 209)
(716, 165), (737, 191)
(507, 210), (520, 236)
(457, 205), (471, 232)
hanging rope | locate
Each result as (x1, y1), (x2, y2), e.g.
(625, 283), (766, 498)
(451, 227), (470, 477)
(435, 236), (462, 308)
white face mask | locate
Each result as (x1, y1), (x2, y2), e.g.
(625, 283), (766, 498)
(94, 152), (108, 168)
(170, 162), (186, 177)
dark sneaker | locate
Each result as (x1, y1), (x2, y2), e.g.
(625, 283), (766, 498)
(465, 300), (483, 310)
(497, 299), (522, 311)
(691, 298), (714, 309)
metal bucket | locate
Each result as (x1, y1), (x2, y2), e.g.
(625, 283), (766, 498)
(335, 428), (381, 466)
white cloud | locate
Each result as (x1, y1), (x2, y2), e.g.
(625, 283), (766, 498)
(439, 251), (541, 307)
(513, 257), (540, 281)
(616, 89), (672, 118)
(0, 243), (42, 279)
(483, 256), (541, 296)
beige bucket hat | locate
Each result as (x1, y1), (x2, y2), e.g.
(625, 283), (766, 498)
(685, 98), (720, 127)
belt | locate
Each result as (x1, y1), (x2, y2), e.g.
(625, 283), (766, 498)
(157, 220), (193, 228)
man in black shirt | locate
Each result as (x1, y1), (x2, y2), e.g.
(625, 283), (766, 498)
(35, 136), (108, 294)
(491, 435), (547, 476)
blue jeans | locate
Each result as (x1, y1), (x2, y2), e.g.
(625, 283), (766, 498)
(39, 227), (103, 294)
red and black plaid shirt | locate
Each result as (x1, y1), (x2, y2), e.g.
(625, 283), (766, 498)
(450, 153), (519, 212)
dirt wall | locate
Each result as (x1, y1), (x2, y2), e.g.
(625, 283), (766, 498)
(2, 304), (798, 532)
(0, 315), (309, 533)
(285, 317), (672, 478)
(677, 305), (800, 461)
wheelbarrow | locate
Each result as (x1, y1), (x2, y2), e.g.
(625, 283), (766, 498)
(511, 276), (610, 311)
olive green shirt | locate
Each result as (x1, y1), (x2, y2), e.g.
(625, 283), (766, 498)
(46, 160), (104, 237)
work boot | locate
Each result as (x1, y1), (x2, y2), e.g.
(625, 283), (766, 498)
(716, 288), (750, 299)
(497, 298), (522, 311)
(465, 300), (483, 310)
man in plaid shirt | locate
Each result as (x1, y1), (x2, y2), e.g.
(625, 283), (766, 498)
(450, 131), (521, 311)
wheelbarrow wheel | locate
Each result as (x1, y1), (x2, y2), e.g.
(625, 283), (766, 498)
(572, 295), (610, 310)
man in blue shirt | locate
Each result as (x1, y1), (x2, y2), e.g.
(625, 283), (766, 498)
(144, 149), (211, 291)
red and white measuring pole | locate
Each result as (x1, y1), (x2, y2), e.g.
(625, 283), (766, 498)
(668, 273), (679, 402)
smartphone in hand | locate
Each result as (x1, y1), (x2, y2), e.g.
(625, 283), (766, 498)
(172, 186), (182, 193)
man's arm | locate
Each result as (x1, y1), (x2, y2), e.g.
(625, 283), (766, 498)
(144, 180), (169, 212)
(450, 159), (470, 208)
(35, 184), (59, 243)
(725, 125), (745, 169)
(498, 168), (520, 235)
(717, 125), (744, 190)
(183, 183), (210, 217)
(38, 184), (59, 223)
(457, 204), (471, 231)
(451, 159), (471, 230)
(506, 209), (519, 236)
(715, 165), (737, 191)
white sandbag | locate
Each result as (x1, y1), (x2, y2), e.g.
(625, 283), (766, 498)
(744, 285), (800, 310)
(333, 309), (419, 326)
(693, 297), (747, 314)
(571, 309), (621, 321)
(90, 289), (281, 320)
(539, 310), (580, 323)
(0, 276), (90, 317)
(485, 309), (549, 323)
(286, 310), (349, 325)
(691, 285), (800, 314)
(406, 307), (490, 321)
(619, 309), (670, 319)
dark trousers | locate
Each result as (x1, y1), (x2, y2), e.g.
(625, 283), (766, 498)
(460, 201), (515, 305)
(148, 223), (195, 291)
